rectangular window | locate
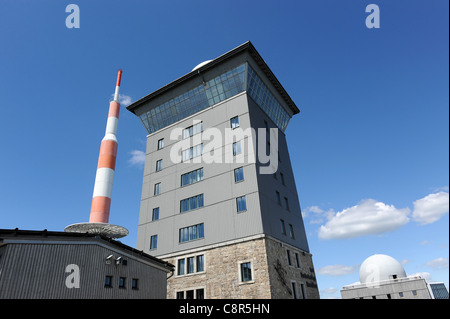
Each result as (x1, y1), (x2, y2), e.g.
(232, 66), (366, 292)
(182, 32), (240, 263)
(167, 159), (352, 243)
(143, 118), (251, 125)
(300, 283), (306, 299)
(131, 278), (138, 290)
(196, 255), (205, 272)
(196, 288), (205, 299)
(178, 259), (185, 276)
(280, 219), (286, 235)
(289, 224), (295, 239)
(180, 194), (204, 213)
(183, 122), (203, 139)
(119, 277), (126, 289)
(181, 168), (204, 187)
(295, 252), (301, 268)
(179, 223), (204, 243)
(186, 290), (194, 299)
(292, 282), (298, 299)
(236, 196), (247, 212)
(182, 143), (203, 161)
(150, 235), (158, 250)
(230, 116), (240, 129)
(105, 275), (112, 288)
(152, 207), (159, 221)
(157, 138), (164, 150)
(280, 172), (285, 185)
(284, 197), (290, 211)
(187, 257), (195, 274)
(232, 141), (242, 156)
(234, 167), (244, 182)
(156, 159), (163, 172)
(177, 255), (205, 276)
(240, 262), (252, 282)
(276, 191), (281, 205)
(176, 291), (184, 299)
(154, 183), (161, 196)
(287, 249), (292, 266)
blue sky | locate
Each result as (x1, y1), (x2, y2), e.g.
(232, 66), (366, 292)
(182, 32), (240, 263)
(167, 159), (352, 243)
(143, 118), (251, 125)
(0, 0), (448, 298)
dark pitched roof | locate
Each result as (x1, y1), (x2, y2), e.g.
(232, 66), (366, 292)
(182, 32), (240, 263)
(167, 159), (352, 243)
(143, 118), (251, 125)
(0, 228), (174, 271)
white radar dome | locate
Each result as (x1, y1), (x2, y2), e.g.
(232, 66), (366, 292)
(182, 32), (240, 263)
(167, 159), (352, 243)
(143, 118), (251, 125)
(359, 254), (407, 284)
(192, 60), (213, 71)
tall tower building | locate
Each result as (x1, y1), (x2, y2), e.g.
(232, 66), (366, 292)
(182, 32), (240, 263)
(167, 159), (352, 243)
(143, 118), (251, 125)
(127, 42), (319, 299)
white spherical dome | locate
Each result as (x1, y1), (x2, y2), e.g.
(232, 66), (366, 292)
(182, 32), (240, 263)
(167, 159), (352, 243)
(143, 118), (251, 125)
(192, 60), (213, 71)
(359, 254), (407, 284)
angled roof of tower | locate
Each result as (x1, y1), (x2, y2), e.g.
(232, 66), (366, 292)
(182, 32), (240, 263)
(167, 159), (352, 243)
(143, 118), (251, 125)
(127, 41), (299, 116)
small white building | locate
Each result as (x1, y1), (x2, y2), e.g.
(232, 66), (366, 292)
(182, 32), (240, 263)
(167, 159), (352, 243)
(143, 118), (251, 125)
(341, 254), (448, 299)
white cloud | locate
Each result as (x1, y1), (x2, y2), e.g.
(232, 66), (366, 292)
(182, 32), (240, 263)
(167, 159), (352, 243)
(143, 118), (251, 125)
(320, 287), (338, 295)
(412, 191), (449, 225)
(128, 150), (145, 167)
(318, 199), (410, 240)
(425, 257), (449, 270)
(317, 264), (359, 276)
(409, 272), (432, 282)
(110, 93), (133, 107)
(400, 259), (412, 265)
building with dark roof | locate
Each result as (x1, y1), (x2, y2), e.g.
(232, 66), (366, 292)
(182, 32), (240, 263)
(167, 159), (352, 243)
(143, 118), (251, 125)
(0, 229), (174, 299)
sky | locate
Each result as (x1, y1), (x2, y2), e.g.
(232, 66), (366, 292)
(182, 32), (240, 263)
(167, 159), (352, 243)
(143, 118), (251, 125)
(0, 0), (448, 299)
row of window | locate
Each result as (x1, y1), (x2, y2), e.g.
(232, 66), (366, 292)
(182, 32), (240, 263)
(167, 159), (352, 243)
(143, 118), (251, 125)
(151, 167), (245, 222)
(104, 276), (138, 290)
(155, 116), (239, 151)
(173, 257), (307, 299)
(177, 254), (205, 276)
(176, 288), (205, 299)
(155, 139), (244, 171)
(275, 191), (290, 211)
(152, 223), (206, 250)
(281, 219), (296, 240)
(364, 291), (418, 299)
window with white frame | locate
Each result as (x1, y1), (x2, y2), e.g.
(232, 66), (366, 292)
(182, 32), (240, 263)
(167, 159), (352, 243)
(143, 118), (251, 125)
(183, 122), (203, 139)
(236, 196), (247, 212)
(157, 138), (164, 150)
(176, 288), (205, 299)
(154, 183), (161, 196)
(176, 254), (205, 276)
(156, 159), (163, 172)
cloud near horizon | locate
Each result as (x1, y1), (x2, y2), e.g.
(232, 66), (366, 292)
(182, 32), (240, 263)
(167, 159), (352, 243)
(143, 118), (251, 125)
(412, 191), (449, 225)
(317, 199), (410, 240)
(317, 264), (359, 276)
(308, 189), (449, 240)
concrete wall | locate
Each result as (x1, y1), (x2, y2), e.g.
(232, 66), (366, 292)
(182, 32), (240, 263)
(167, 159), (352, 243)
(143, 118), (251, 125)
(341, 278), (431, 299)
(162, 235), (319, 299)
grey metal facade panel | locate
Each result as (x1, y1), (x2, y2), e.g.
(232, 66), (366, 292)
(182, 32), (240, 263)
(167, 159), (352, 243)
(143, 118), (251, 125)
(0, 235), (170, 299)
(137, 94), (265, 256)
(246, 96), (310, 253)
(137, 87), (310, 258)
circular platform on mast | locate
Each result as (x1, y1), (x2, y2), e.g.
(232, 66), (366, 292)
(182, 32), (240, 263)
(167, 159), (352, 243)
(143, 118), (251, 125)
(64, 222), (128, 239)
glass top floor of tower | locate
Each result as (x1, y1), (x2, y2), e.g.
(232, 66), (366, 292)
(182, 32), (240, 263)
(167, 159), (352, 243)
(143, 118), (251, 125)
(127, 41), (299, 135)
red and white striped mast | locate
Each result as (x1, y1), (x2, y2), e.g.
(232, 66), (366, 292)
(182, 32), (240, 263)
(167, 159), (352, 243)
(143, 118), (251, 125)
(65, 70), (128, 239)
